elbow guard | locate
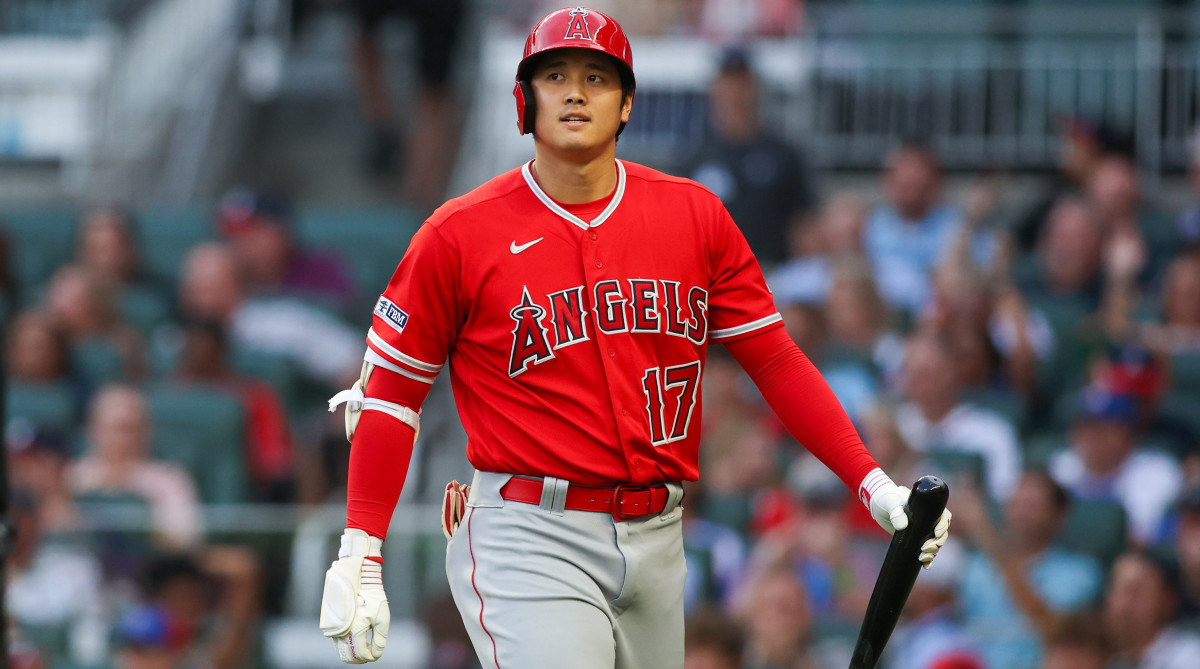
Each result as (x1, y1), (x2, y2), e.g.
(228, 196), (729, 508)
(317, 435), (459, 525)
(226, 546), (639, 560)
(328, 360), (421, 443)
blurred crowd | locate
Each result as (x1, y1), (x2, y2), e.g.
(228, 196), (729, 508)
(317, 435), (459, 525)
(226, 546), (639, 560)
(5, 3), (1200, 668)
(674, 50), (1200, 669)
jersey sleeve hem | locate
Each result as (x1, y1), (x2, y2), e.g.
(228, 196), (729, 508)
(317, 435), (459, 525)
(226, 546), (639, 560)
(365, 328), (441, 383)
(709, 313), (784, 341)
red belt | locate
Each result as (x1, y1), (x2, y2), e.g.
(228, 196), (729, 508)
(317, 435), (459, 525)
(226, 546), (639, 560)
(500, 477), (672, 521)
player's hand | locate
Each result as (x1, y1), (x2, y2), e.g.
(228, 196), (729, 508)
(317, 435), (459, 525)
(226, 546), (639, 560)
(863, 470), (953, 569)
(320, 529), (390, 663)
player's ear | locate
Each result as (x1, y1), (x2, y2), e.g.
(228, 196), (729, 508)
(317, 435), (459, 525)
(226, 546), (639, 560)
(620, 91), (634, 124)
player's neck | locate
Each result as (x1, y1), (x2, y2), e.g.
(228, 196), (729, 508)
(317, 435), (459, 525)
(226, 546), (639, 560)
(530, 146), (618, 204)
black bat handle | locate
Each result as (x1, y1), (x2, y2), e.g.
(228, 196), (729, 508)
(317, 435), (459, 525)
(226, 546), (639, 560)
(849, 475), (950, 669)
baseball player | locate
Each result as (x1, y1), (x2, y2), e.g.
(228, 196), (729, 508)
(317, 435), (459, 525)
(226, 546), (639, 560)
(320, 7), (952, 668)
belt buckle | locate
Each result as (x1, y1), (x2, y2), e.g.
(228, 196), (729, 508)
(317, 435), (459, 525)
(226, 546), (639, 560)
(611, 484), (652, 521)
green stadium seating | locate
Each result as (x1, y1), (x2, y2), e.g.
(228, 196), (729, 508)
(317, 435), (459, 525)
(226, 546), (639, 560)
(293, 207), (421, 301)
(147, 384), (248, 504)
(0, 206), (78, 304)
(119, 286), (172, 338)
(136, 205), (215, 284)
(70, 339), (126, 385)
(5, 380), (77, 435)
(1058, 499), (1127, 570)
(232, 349), (305, 416)
(1168, 350), (1200, 396)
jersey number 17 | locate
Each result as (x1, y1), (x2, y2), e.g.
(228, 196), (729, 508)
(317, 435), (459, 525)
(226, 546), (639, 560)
(641, 361), (701, 447)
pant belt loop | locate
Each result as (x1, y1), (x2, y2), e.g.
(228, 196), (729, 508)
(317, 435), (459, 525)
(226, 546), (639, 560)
(661, 482), (685, 517)
(539, 476), (569, 516)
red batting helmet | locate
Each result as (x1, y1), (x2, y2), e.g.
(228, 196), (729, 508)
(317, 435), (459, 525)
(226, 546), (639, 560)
(513, 6), (635, 136)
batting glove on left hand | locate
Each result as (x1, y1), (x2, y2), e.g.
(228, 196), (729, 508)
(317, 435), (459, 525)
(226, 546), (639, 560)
(320, 529), (390, 663)
(860, 468), (952, 569)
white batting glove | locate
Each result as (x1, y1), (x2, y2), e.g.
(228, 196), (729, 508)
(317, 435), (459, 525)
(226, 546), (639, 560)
(859, 468), (952, 569)
(320, 529), (390, 663)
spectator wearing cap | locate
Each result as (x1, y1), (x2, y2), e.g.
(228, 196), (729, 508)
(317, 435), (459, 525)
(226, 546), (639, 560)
(682, 47), (816, 269)
(217, 188), (357, 313)
(1104, 550), (1200, 669)
(952, 471), (1102, 669)
(1049, 385), (1183, 544)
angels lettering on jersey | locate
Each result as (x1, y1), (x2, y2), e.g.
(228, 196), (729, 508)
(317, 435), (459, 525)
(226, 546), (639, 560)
(508, 279), (708, 378)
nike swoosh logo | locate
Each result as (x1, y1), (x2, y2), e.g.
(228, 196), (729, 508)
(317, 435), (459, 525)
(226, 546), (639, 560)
(510, 237), (544, 254)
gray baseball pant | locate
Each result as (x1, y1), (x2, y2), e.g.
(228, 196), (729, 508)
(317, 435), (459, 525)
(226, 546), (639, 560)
(445, 471), (687, 669)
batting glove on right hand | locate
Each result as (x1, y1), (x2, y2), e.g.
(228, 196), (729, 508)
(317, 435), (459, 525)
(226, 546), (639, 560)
(320, 529), (389, 663)
(860, 468), (952, 569)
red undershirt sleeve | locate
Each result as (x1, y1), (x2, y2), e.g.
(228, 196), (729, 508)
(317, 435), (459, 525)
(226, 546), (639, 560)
(345, 366), (435, 540)
(723, 324), (879, 493)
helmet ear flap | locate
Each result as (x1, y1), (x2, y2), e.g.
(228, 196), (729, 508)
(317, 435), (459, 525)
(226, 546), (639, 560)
(514, 79), (537, 135)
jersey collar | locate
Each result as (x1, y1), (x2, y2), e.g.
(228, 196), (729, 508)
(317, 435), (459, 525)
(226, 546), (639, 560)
(521, 159), (626, 230)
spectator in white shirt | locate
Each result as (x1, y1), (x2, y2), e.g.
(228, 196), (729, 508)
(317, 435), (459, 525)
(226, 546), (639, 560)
(896, 330), (1022, 501)
(1050, 385), (1183, 545)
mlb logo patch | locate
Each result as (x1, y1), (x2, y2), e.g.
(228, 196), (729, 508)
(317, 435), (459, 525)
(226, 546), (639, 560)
(374, 296), (410, 334)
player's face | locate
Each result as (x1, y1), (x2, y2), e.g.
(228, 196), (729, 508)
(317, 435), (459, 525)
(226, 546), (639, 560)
(530, 49), (631, 155)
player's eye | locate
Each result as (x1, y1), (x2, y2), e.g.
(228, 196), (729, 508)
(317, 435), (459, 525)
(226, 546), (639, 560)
(587, 74), (602, 83)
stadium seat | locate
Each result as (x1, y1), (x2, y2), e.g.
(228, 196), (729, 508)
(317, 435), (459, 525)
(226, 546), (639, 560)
(1168, 350), (1200, 396)
(136, 205), (215, 284)
(119, 286), (171, 338)
(5, 381), (78, 436)
(232, 349), (305, 416)
(1058, 499), (1127, 570)
(1156, 391), (1200, 446)
(71, 339), (127, 385)
(0, 206), (78, 302)
(147, 385), (248, 504)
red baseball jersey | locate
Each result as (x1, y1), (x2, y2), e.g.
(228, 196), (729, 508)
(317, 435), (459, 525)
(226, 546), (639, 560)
(366, 159), (782, 486)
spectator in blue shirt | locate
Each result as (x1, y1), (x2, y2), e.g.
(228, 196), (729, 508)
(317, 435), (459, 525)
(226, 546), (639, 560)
(954, 471), (1103, 669)
(865, 142), (993, 314)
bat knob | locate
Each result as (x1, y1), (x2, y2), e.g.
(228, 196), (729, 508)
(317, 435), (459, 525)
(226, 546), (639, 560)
(904, 476), (949, 540)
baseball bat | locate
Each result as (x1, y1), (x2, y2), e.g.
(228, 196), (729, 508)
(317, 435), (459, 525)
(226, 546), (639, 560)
(848, 475), (950, 669)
